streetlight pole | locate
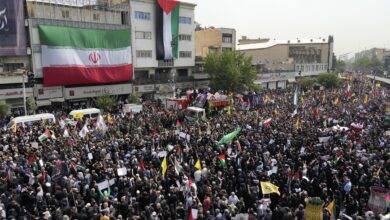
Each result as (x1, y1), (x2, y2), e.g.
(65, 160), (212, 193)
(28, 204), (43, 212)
(22, 71), (27, 116)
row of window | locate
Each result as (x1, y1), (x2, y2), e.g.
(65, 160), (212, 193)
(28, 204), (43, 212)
(134, 11), (192, 25)
(136, 50), (192, 58)
(135, 32), (191, 41)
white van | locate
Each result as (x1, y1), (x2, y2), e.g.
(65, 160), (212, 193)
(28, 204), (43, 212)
(185, 107), (206, 121)
(69, 108), (101, 119)
(8, 113), (56, 127)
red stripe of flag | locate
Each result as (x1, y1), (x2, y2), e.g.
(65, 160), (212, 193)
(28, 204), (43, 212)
(43, 65), (133, 86)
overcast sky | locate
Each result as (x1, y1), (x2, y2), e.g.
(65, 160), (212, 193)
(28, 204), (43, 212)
(183, 0), (390, 56)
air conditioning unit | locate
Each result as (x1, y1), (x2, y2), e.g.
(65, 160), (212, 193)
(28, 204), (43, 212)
(27, 47), (32, 55)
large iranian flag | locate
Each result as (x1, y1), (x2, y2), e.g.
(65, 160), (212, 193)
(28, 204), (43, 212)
(39, 25), (133, 86)
(156, 0), (180, 60)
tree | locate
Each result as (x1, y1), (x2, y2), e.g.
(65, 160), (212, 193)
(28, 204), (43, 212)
(205, 51), (257, 92)
(316, 72), (342, 88)
(0, 101), (10, 119)
(95, 94), (117, 111)
(298, 77), (316, 90)
(335, 59), (346, 73)
(128, 92), (141, 104)
(26, 97), (37, 114)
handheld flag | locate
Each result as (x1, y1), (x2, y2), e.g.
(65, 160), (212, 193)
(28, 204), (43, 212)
(161, 157), (168, 176)
(260, 181), (280, 195)
(364, 94), (368, 104)
(174, 158), (183, 175)
(333, 97), (340, 106)
(262, 118), (272, 128)
(326, 200), (336, 220)
(11, 123), (17, 133)
(294, 118), (302, 130)
(218, 153), (226, 167)
(293, 88), (298, 106)
(218, 127), (241, 145)
(38, 129), (51, 142)
(63, 128), (70, 138)
(96, 115), (108, 133)
(79, 123), (90, 138)
(194, 159), (202, 170)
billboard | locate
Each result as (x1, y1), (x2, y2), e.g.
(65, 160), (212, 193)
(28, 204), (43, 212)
(0, 0), (26, 56)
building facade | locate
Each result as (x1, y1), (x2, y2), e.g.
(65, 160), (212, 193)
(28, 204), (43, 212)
(237, 36), (335, 89)
(195, 27), (236, 58)
(0, 0), (196, 109)
(354, 48), (387, 62)
(193, 27), (236, 88)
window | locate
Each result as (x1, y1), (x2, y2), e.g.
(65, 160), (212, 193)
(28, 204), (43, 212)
(135, 11), (151, 20)
(136, 50), (152, 58)
(93, 13), (100, 21)
(135, 31), (152, 39)
(2, 63), (24, 72)
(61, 10), (70, 19)
(179, 34), (191, 41)
(222, 33), (233, 43)
(179, 51), (192, 58)
(179, 16), (191, 24)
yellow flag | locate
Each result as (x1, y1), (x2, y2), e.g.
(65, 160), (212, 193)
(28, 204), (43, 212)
(11, 123), (17, 133)
(322, 94), (326, 103)
(194, 159), (202, 170)
(376, 83), (381, 88)
(364, 94), (368, 104)
(107, 114), (114, 124)
(333, 97), (340, 106)
(74, 112), (84, 120)
(260, 181), (280, 195)
(326, 200), (334, 213)
(294, 118), (301, 130)
(161, 157), (168, 176)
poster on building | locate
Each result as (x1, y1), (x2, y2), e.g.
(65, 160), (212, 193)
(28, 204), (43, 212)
(0, 0), (26, 56)
(368, 186), (389, 213)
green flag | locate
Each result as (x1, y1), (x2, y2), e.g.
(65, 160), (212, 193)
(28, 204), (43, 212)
(218, 127), (241, 145)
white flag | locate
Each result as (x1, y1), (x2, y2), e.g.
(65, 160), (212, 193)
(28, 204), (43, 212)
(96, 115), (108, 133)
(63, 128), (69, 138)
(79, 123), (89, 138)
(293, 88), (298, 106)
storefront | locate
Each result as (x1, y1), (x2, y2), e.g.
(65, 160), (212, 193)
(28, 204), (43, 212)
(34, 84), (64, 107)
(0, 87), (34, 108)
(64, 83), (133, 100)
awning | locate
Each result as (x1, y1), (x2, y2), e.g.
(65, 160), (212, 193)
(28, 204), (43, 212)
(37, 100), (51, 107)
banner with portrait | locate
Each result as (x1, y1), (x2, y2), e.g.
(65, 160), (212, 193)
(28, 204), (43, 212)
(0, 0), (26, 56)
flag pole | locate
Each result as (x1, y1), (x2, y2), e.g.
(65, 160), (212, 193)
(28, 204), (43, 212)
(129, 0), (136, 94)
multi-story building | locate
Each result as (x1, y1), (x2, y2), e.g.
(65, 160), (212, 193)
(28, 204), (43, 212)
(195, 27), (236, 58)
(193, 27), (236, 88)
(0, 0), (33, 109)
(0, 0), (196, 109)
(129, 0), (196, 98)
(354, 48), (386, 62)
(237, 36), (335, 89)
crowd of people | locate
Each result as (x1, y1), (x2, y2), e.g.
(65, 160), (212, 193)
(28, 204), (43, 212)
(0, 75), (389, 219)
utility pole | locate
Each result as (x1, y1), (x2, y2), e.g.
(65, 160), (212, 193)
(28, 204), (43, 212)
(22, 70), (27, 116)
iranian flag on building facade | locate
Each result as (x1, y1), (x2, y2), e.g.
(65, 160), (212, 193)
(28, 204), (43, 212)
(156, 0), (180, 60)
(38, 25), (133, 86)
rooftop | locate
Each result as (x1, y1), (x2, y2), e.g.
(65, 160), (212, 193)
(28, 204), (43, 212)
(237, 38), (329, 51)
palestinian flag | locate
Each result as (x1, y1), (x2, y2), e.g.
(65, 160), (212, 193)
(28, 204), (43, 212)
(38, 129), (51, 142)
(38, 25), (133, 86)
(156, 0), (180, 60)
(218, 153), (226, 167)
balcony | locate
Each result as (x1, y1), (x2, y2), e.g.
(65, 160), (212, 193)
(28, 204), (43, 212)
(158, 60), (174, 68)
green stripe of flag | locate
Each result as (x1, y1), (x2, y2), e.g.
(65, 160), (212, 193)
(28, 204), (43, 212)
(171, 3), (180, 59)
(38, 25), (131, 49)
